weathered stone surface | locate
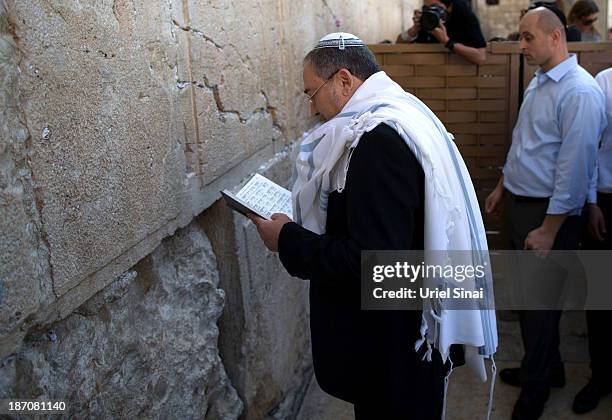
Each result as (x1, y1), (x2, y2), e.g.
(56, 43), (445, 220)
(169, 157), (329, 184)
(10, 0), (188, 298)
(230, 213), (311, 419)
(1, 1), (599, 419)
(0, 223), (242, 419)
(1, 1), (414, 417)
(179, 0), (413, 187)
(1, 0), (409, 359)
(475, 0), (608, 41)
(199, 152), (313, 419)
(296, 373), (354, 420)
(0, 0), (53, 355)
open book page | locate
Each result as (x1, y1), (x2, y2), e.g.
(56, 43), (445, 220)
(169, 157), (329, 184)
(224, 173), (293, 220)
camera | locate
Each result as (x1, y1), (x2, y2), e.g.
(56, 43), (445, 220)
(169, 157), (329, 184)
(420, 3), (447, 32)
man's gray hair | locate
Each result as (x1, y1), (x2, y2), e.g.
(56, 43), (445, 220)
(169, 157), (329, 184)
(303, 46), (381, 82)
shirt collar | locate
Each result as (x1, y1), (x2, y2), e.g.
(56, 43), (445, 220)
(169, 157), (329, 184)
(534, 54), (577, 85)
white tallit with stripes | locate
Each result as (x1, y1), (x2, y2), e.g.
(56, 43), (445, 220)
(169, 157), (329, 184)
(292, 71), (498, 381)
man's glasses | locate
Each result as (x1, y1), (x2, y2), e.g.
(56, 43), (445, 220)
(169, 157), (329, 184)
(305, 70), (340, 103)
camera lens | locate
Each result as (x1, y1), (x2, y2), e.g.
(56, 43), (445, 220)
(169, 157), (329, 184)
(420, 4), (446, 32)
(421, 12), (440, 32)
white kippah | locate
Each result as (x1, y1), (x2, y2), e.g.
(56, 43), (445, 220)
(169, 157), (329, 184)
(315, 32), (365, 50)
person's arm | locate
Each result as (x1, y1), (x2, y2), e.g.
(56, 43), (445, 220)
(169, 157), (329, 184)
(588, 71), (610, 241)
(524, 214), (568, 257)
(585, 157), (605, 239)
(278, 124), (423, 281)
(450, 44), (486, 66)
(588, 202), (607, 241)
(485, 175), (505, 215)
(430, 23), (486, 65)
(587, 159), (599, 204)
(524, 88), (605, 254)
(547, 88), (604, 216)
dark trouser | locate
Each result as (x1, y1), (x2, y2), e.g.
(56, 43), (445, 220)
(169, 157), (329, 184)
(351, 312), (446, 420)
(583, 192), (612, 385)
(352, 349), (445, 420)
(354, 326), (446, 420)
(506, 194), (582, 387)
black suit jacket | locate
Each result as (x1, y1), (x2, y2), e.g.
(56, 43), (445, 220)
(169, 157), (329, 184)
(279, 123), (445, 416)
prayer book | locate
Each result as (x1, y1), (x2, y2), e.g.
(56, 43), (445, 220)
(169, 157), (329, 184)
(221, 173), (293, 220)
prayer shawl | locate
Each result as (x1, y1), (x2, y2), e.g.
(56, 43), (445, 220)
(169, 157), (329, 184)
(292, 71), (498, 385)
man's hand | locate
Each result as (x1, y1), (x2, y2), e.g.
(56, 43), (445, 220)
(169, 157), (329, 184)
(248, 213), (292, 252)
(588, 203), (607, 242)
(430, 21), (450, 45)
(524, 213), (566, 258)
(485, 184), (505, 215)
(524, 226), (556, 258)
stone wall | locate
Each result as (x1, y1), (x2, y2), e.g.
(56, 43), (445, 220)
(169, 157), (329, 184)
(1, 224), (243, 418)
(476, 0), (609, 41)
(0, 0), (409, 356)
(475, 0), (529, 40)
(0, 0), (419, 417)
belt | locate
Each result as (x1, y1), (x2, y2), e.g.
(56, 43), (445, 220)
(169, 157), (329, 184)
(509, 193), (550, 203)
(597, 192), (612, 204)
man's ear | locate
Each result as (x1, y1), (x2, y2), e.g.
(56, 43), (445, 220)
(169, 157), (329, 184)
(551, 27), (562, 44)
(336, 68), (354, 95)
(336, 68), (353, 86)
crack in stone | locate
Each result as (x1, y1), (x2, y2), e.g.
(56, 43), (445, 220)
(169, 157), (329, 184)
(228, 43), (254, 72)
(170, 10), (276, 127)
(174, 70), (248, 123)
(180, 77), (274, 125)
(52, 6), (68, 24)
(27, 138), (59, 300)
(112, 0), (120, 23)
(171, 18), (223, 50)
(178, 0), (203, 177)
(17, 123), (59, 300)
(260, 90), (283, 134)
(176, 75), (284, 131)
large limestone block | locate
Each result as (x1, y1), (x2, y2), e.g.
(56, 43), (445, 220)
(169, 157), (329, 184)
(0, 223), (243, 419)
(9, 0), (188, 296)
(232, 214), (312, 419)
(172, 0), (284, 187)
(199, 153), (312, 419)
(296, 373), (354, 420)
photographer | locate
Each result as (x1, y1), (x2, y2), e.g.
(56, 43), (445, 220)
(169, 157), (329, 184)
(396, 0), (487, 65)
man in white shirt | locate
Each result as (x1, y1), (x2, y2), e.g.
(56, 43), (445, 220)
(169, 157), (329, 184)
(573, 67), (612, 415)
(485, 7), (606, 419)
